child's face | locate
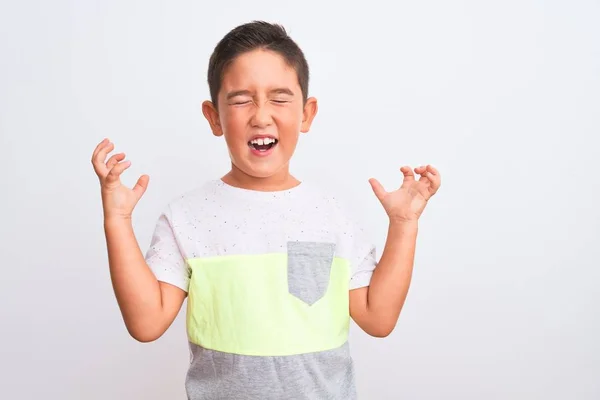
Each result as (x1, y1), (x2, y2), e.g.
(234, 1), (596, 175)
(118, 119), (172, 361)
(203, 49), (317, 180)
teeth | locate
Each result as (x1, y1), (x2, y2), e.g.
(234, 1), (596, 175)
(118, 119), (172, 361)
(250, 137), (276, 145)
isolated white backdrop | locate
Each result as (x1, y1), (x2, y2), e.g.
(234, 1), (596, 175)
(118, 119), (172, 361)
(1, 1), (599, 399)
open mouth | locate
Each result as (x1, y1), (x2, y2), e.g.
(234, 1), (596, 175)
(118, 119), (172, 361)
(248, 137), (278, 152)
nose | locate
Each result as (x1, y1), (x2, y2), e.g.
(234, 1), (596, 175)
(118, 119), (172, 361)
(250, 102), (273, 128)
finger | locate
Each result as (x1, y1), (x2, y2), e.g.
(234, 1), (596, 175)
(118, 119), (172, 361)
(418, 164), (438, 178)
(423, 165), (440, 185)
(105, 160), (131, 184)
(400, 166), (416, 183)
(91, 138), (108, 161)
(417, 166), (432, 185)
(91, 138), (111, 163)
(425, 178), (438, 197)
(93, 141), (115, 173)
(106, 153), (126, 170)
(416, 169), (439, 195)
(421, 172), (434, 186)
(99, 142), (115, 162)
(133, 175), (150, 200)
(414, 165), (427, 174)
(368, 178), (387, 202)
(426, 171), (441, 193)
(426, 165), (439, 175)
(91, 140), (111, 177)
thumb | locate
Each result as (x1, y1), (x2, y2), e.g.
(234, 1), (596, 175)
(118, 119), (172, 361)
(133, 174), (150, 201)
(369, 178), (387, 202)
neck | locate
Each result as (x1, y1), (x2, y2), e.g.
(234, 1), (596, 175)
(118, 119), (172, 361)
(222, 163), (300, 192)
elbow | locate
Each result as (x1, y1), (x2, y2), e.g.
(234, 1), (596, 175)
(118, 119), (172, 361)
(368, 326), (394, 338)
(362, 319), (397, 338)
(353, 313), (398, 338)
(126, 324), (164, 343)
(131, 332), (160, 343)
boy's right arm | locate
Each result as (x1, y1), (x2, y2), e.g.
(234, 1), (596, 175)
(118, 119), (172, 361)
(92, 138), (186, 342)
(104, 218), (186, 342)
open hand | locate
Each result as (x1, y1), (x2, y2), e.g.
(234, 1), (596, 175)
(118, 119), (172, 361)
(91, 138), (149, 220)
(369, 165), (441, 223)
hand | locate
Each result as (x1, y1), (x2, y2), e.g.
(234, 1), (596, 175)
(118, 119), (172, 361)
(91, 138), (149, 221)
(369, 165), (441, 223)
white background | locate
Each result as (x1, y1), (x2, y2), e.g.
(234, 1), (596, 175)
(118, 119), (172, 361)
(1, 0), (599, 399)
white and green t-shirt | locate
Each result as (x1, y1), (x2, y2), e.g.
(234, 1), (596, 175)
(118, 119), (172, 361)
(145, 179), (377, 399)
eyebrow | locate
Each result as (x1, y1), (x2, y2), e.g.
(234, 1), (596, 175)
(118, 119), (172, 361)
(226, 90), (252, 100)
(226, 88), (295, 100)
(270, 88), (294, 96)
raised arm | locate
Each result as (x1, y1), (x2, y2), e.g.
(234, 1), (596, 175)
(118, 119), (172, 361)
(350, 165), (441, 337)
(92, 138), (186, 342)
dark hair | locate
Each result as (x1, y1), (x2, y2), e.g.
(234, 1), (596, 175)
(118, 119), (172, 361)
(207, 21), (310, 107)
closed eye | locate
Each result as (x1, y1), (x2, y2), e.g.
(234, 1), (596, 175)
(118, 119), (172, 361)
(229, 99), (290, 106)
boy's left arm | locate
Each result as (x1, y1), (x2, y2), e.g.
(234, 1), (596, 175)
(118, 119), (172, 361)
(350, 164), (441, 338)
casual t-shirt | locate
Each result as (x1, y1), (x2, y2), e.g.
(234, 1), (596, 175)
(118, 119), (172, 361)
(145, 179), (377, 400)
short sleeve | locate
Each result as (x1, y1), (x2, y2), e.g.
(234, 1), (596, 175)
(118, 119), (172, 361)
(330, 195), (378, 290)
(145, 206), (190, 292)
(348, 227), (378, 290)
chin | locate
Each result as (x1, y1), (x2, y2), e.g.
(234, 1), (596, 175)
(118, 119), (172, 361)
(235, 161), (287, 180)
(244, 167), (282, 179)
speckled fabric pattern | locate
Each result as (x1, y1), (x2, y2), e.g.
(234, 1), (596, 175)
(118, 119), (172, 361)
(145, 179), (376, 399)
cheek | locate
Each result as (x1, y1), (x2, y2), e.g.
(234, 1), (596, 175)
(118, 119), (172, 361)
(275, 107), (303, 130)
(222, 110), (247, 136)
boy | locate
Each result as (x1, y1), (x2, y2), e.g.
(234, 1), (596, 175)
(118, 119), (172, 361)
(91, 21), (440, 399)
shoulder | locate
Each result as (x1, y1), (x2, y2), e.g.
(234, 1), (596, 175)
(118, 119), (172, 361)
(303, 182), (375, 261)
(310, 182), (374, 239)
(160, 179), (223, 217)
(298, 181), (360, 228)
(296, 181), (342, 212)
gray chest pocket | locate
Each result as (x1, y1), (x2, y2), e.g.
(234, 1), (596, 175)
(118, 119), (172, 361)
(286, 241), (336, 305)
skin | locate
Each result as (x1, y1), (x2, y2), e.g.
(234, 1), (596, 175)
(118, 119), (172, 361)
(202, 49), (318, 191)
(91, 48), (441, 342)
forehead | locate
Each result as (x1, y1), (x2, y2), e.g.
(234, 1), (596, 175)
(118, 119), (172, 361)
(221, 49), (300, 92)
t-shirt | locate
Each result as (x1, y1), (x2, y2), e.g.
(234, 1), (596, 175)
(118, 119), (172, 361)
(145, 179), (377, 400)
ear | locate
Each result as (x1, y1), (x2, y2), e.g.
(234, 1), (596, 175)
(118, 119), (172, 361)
(300, 97), (318, 133)
(202, 100), (223, 137)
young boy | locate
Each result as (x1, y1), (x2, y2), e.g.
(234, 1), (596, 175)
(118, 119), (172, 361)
(91, 21), (440, 399)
